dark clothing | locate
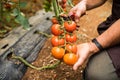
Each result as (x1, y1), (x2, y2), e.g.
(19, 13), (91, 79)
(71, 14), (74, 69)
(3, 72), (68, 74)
(97, 0), (120, 77)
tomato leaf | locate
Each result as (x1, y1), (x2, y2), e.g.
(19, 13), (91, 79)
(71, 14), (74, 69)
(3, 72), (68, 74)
(43, 0), (52, 12)
(19, 2), (27, 8)
(13, 8), (30, 30)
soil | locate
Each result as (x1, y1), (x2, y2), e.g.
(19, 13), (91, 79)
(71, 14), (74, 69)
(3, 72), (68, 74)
(0, 0), (112, 80)
(22, 0), (112, 80)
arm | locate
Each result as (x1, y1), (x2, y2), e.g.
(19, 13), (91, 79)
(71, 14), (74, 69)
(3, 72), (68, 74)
(86, 0), (107, 10)
(96, 19), (120, 49)
(73, 19), (120, 70)
(69, 0), (107, 22)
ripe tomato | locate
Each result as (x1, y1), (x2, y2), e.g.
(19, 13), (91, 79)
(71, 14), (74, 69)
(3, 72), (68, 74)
(64, 21), (76, 32)
(51, 47), (65, 59)
(51, 17), (58, 24)
(51, 36), (65, 46)
(66, 44), (77, 54)
(66, 34), (77, 43)
(51, 24), (63, 36)
(62, 0), (67, 3)
(62, 3), (66, 8)
(63, 53), (78, 65)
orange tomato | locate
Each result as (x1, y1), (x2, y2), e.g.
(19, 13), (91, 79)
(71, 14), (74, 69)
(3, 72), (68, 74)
(63, 53), (78, 65)
(51, 47), (65, 59)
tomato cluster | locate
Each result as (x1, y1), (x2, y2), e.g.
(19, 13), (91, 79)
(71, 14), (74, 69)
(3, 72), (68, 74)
(50, 0), (78, 66)
(50, 19), (78, 65)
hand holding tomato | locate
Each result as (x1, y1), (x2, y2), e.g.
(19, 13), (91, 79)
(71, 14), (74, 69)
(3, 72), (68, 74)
(69, 0), (86, 22)
(73, 42), (99, 70)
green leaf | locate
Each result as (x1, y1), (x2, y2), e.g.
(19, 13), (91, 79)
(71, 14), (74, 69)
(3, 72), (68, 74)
(19, 2), (27, 8)
(15, 13), (30, 30)
(43, 0), (52, 12)
(12, 8), (19, 16)
(6, 13), (11, 22)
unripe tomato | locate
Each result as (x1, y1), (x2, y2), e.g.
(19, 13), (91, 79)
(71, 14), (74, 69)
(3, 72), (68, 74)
(66, 44), (77, 54)
(51, 24), (63, 36)
(51, 36), (65, 46)
(63, 53), (78, 65)
(51, 47), (65, 59)
(64, 21), (76, 32)
(66, 34), (77, 43)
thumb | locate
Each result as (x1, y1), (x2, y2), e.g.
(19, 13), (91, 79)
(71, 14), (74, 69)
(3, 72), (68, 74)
(73, 57), (85, 70)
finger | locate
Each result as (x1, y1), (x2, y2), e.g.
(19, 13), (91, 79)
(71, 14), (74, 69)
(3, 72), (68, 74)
(73, 57), (85, 70)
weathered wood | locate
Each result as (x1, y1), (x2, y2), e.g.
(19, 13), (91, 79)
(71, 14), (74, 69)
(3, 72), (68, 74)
(0, 10), (54, 80)
(0, 10), (54, 56)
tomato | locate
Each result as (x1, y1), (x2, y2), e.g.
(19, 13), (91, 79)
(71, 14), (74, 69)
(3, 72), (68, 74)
(51, 47), (65, 59)
(51, 24), (63, 36)
(64, 21), (76, 32)
(63, 53), (78, 65)
(51, 17), (58, 24)
(62, 0), (67, 3)
(66, 44), (77, 54)
(4, 3), (11, 9)
(11, 0), (18, 3)
(62, 3), (66, 8)
(51, 36), (65, 46)
(66, 34), (77, 43)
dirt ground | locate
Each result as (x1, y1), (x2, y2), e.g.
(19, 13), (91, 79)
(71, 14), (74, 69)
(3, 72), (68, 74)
(22, 0), (112, 80)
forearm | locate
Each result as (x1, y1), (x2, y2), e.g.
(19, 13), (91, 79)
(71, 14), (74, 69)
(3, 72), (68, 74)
(96, 19), (120, 48)
(82, 0), (107, 10)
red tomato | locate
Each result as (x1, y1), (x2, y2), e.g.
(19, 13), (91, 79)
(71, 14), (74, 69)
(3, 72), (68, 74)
(62, 0), (67, 3)
(51, 36), (65, 46)
(51, 24), (63, 36)
(62, 3), (66, 8)
(51, 17), (58, 24)
(64, 21), (76, 32)
(66, 34), (77, 43)
(66, 44), (77, 54)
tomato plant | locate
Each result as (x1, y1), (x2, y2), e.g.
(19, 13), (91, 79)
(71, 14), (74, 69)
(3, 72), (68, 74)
(51, 47), (65, 59)
(66, 33), (77, 43)
(51, 24), (63, 36)
(64, 21), (76, 32)
(66, 44), (77, 54)
(51, 36), (65, 46)
(63, 53), (78, 65)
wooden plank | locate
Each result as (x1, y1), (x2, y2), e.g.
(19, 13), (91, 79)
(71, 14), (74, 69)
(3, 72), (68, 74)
(0, 10), (54, 56)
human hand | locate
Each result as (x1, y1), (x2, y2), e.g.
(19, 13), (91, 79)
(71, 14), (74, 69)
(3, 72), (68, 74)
(73, 42), (99, 70)
(69, 0), (87, 22)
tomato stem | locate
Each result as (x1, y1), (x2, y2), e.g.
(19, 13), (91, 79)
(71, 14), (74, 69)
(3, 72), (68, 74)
(12, 54), (61, 70)
(35, 30), (51, 38)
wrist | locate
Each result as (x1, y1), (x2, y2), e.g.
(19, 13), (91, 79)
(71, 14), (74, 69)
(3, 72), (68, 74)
(88, 41), (100, 54)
